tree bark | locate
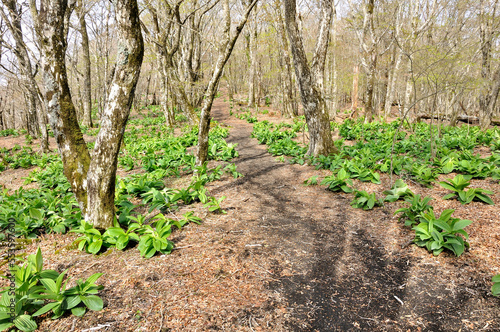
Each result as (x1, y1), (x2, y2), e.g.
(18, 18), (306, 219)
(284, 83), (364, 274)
(36, 0), (92, 213)
(86, 0), (144, 229)
(247, 3), (258, 108)
(77, 0), (93, 128)
(284, 0), (336, 157)
(196, 0), (259, 165)
(1, 0), (49, 151)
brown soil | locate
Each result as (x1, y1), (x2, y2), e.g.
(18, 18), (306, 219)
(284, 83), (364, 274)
(1, 97), (499, 331)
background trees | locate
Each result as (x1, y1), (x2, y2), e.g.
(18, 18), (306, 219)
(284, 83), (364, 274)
(1, 0), (500, 226)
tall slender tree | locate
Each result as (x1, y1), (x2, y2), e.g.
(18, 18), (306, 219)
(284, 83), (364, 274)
(283, 0), (337, 156)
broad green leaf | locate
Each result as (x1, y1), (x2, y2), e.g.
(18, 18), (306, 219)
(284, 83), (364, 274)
(492, 274), (500, 283)
(83, 273), (103, 290)
(29, 208), (43, 220)
(492, 283), (500, 296)
(32, 302), (60, 317)
(81, 295), (103, 311)
(88, 239), (103, 254)
(452, 219), (473, 231)
(63, 295), (81, 309)
(40, 279), (57, 294)
(13, 315), (37, 332)
(474, 193), (494, 205)
(35, 248), (43, 272)
(71, 306), (86, 316)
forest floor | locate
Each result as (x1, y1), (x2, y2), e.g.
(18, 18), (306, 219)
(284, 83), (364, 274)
(1, 95), (500, 331)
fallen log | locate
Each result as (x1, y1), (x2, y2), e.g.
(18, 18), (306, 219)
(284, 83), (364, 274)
(416, 114), (500, 126)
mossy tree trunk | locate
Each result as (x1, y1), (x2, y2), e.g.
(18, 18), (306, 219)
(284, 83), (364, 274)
(86, 0), (144, 229)
(33, 0), (143, 230)
(35, 0), (92, 214)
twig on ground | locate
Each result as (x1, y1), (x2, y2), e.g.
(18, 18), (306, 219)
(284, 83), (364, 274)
(81, 322), (114, 332)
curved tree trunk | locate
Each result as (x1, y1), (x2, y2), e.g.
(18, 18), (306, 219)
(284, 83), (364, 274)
(36, 0), (92, 214)
(86, 0), (144, 229)
(196, 0), (258, 165)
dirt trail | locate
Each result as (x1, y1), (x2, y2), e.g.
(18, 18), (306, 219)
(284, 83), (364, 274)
(208, 98), (500, 331)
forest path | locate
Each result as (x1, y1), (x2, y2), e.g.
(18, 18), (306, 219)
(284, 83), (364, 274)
(208, 98), (413, 331)
(206, 96), (500, 332)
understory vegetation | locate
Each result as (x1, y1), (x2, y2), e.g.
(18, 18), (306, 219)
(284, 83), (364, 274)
(0, 106), (242, 330)
(233, 106), (499, 262)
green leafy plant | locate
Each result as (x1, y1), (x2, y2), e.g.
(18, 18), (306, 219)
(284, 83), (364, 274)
(347, 162), (381, 184)
(394, 194), (433, 226)
(439, 174), (494, 205)
(411, 164), (438, 187)
(492, 274), (500, 297)
(413, 209), (472, 256)
(204, 196), (227, 214)
(383, 179), (413, 202)
(137, 218), (175, 258)
(350, 190), (383, 210)
(224, 163), (243, 178)
(320, 169), (353, 193)
(70, 221), (105, 254)
(103, 226), (140, 251)
(304, 175), (319, 185)
(0, 248), (104, 331)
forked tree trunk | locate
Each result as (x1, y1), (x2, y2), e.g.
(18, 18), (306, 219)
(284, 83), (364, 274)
(284, 0), (336, 157)
(35, 0), (143, 229)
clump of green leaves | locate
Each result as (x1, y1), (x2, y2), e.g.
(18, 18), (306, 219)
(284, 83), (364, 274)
(0, 248), (104, 332)
(204, 196), (227, 214)
(304, 175), (319, 185)
(413, 209), (472, 256)
(492, 274), (500, 297)
(439, 174), (494, 205)
(394, 194), (433, 227)
(321, 169), (353, 193)
(32, 272), (104, 319)
(70, 221), (105, 254)
(350, 190), (383, 210)
(224, 163), (243, 178)
(138, 217), (175, 258)
(383, 179), (413, 202)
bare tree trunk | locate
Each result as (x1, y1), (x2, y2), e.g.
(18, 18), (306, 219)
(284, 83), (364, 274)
(196, 0), (258, 165)
(331, 8), (338, 117)
(1, 0), (49, 151)
(478, 0), (500, 129)
(384, 46), (402, 117)
(76, 0), (93, 128)
(274, 0), (297, 116)
(248, 3), (258, 108)
(284, 0), (336, 157)
(352, 64), (359, 112)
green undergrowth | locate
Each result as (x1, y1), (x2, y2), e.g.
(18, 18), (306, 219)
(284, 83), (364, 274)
(1, 108), (241, 254)
(237, 109), (498, 261)
(0, 248), (104, 331)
